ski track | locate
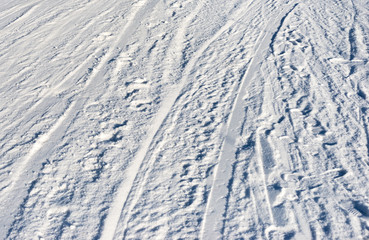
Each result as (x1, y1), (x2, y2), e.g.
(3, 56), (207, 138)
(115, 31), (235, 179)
(109, 1), (262, 239)
(200, 2), (299, 239)
(1, 0), (369, 239)
(101, 0), (247, 237)
(1, 0), (159, 238)
(102, 1), (209, 238)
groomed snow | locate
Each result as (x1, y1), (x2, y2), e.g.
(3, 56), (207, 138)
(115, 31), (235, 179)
(0, 0), (369, 239)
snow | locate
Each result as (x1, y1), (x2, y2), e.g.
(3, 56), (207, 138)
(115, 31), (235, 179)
(0, 0), (369, 239)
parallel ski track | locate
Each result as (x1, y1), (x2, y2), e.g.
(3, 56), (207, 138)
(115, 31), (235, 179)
(101, 1), (210, 238)
(200, 2), (298, 239)
(108, 1), (276, 238)
(1, 0), (158, 238)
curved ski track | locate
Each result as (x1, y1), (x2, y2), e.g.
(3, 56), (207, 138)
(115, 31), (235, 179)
(200, 3), (299, 239)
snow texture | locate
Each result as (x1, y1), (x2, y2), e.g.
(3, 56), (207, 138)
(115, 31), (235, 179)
(0, 0), (369, 239)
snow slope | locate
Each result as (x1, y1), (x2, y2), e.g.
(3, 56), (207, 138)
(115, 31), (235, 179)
(0, 0), (369, 239)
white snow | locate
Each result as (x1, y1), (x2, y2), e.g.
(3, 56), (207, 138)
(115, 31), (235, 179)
(1, 0), (369, 239)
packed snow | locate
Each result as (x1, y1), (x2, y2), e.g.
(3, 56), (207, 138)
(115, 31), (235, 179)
(0, 0), (369, 239)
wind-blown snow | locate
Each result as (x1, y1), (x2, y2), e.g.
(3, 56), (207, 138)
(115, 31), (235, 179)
(0, 0), (369, 239)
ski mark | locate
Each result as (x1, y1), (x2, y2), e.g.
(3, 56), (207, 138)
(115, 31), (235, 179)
(101, 0), (247, 238)
(201, 3), (299, 239)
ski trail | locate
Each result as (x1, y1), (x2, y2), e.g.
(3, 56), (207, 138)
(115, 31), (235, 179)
(109, 2), (265, 238)
(1, 0), (369, 238)
(200, 3), (298, 239)
(0, 0), (159, 238)
(100, 1), (211, 239)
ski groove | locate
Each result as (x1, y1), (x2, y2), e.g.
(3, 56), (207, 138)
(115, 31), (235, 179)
(200, 3), (298, 239)
(101, 1), (218, 238)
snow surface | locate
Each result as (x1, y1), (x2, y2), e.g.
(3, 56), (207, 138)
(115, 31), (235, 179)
(0, 0), (369, 239)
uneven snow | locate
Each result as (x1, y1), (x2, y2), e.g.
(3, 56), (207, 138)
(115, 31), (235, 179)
(0, 0), (369, 239)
